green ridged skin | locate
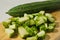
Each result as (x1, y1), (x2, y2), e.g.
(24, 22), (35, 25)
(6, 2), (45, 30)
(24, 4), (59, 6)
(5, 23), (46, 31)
(6, 1), (60, 17)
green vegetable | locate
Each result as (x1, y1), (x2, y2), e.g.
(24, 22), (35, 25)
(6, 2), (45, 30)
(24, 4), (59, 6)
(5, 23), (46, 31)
(34, 16), (38, 21)
(18, 16), (29, 23)
(42, 16), (47, 22)
(29, 19), (35, 25)
(3, 22), (9, 28)
(40, 23), (47, 31)
(26, 36), (37, 40)
(48, 17), (55, 22)
(3, 11), (56, 40)
(28, 14), (33, 19)
(47, 23), (56, 31)
(9, 24), (16, 29)
(6, 1), (60, 17)
(2, 20), (11, 28)
(5, 28), (14, 37)
(10, 17), (19, 23)
(18, 26), (29, 38)
(35, 16), (45, 26)
(10, 17), (21, 24)
(37, 30), (45, 37)
(39, 11), (45, 15)
(24, 25), (35, 36)
(45, 13), (53, 17)
(24, 21), (30, 26)
(33, 11), (45, 16)
(31, 26), (38, 35)
(45, 13), (55, 22)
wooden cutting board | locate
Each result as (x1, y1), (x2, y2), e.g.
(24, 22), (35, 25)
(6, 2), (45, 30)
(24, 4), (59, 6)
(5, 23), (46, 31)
(0, 10), (60, 40)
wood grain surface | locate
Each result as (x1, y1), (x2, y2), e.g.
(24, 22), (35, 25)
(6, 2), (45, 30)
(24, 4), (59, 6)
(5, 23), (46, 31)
(0, 11), (60, 40)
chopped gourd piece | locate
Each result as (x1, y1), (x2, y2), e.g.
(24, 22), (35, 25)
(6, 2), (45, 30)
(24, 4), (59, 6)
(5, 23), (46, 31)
(39, 11), (45, 15)
(3, 20), (11, 28)
(31, 26), (38, 35)
(45, 13), (53, 17)
(24, 21), (30, 26)
(34, 16), (38, 21)
(48, 23), (56, 30)
(24, 25), (35, 36)
(42, 16), (47, 22)
(9, 24), (16, 29)
(10, 17), (19, 22)
(48, 17), (55, 22)
(37, 31), (45, 37)
(24, 14), (33, 19)
(28, 15), (33, 19)
(18, 27), (29, 38)
(29, 19), (35, 25)
(9, 22), (16, 29)
(45, 13), (55, 22)
(5, 28), (14, 37)
(18, 17), (29, 23)
(26, 36), (37, 40)
(36, 17), (45, 26)
(24, 13), (28, 17)
(3, 22), (9, 28)
(40, 23), (47, 31)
